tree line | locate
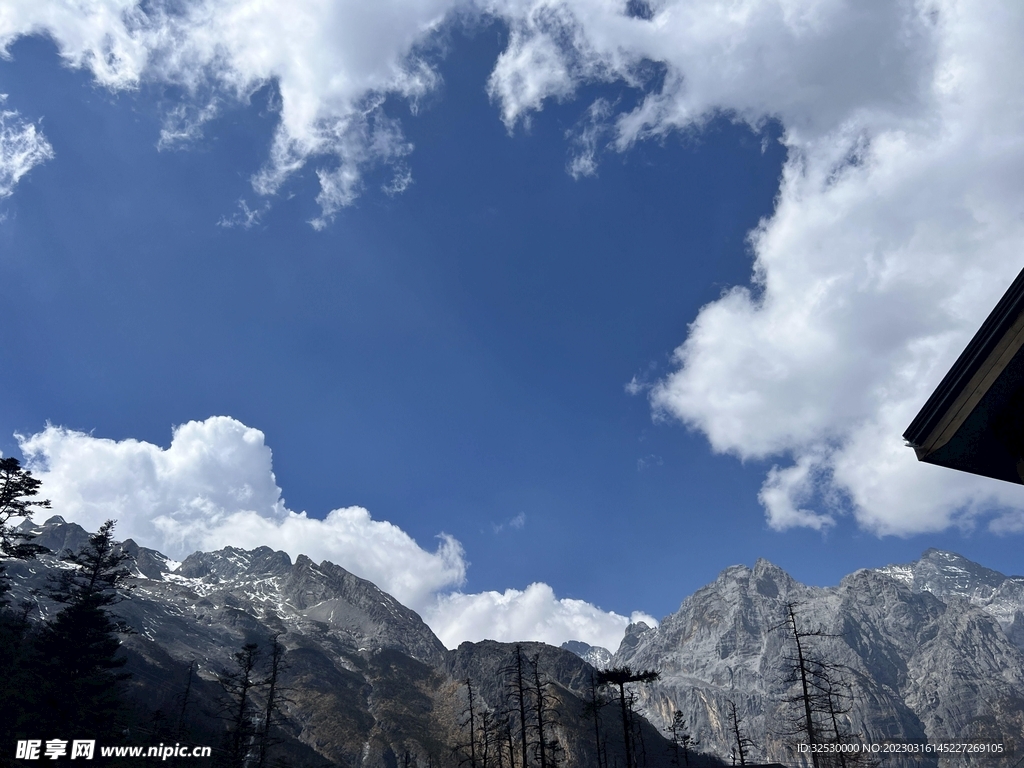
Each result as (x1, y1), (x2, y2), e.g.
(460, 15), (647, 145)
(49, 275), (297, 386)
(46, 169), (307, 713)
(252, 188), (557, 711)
(0, 458), (293, 767)
(1, 458), (133, 762)
(1, 456), (867, 768)
(449, 645), (676, 768)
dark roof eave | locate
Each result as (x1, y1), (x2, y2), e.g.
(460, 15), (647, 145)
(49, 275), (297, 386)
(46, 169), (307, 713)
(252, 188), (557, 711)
(904, 264), (1024, 449)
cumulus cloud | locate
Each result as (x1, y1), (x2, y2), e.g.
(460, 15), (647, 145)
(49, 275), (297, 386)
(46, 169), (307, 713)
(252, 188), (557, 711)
(5, 0), (1022, 533)
(0, 98), (53, 198)
(17, 417), (642, 648)
(425, 582), (657, 650)
(0, 0), (457, 220)
(635, 1), (1024, 536)
(17, 418), (464, 611)
(472, 0), (1024, 535)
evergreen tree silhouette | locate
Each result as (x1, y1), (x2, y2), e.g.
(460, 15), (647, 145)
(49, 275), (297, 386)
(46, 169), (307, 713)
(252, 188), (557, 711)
(29, 520), (133, 741)
(0, 456), (50, 602)
(0, 457), (51, 762)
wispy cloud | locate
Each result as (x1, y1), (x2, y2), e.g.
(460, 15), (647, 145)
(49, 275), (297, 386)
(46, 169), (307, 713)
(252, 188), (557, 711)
(0, 98), (54, 198)
(636, 454), (662, 472)
(158, 99), (221, 150)
(492, 511), (526, 533)
(0, 0), (451, 219)
(217, 198), (270, 229)
(566, 98), (612, 179)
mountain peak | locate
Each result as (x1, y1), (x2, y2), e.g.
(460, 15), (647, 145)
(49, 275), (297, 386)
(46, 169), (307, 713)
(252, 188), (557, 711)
(561, 640), (613, 669)
(874, 549), (1010, 599)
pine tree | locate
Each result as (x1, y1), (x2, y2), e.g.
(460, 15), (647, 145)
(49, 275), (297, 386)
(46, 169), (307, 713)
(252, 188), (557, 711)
(0, 456), (50, 601)
(28, 520), (133, 739)
(0, 458), (51, 753)
(668, 710), (696, 767)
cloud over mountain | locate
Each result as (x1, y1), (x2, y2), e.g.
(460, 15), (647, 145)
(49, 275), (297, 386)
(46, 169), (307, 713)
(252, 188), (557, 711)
(429, 583), (656, 651)
(17, 417), (645, 649)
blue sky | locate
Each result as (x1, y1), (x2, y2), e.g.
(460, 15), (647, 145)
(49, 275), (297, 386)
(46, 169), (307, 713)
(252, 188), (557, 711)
(2, 1), (1023, 649)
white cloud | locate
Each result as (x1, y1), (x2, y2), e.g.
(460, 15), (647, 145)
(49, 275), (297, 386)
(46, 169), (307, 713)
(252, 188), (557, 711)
(0, 0), (458, 220)
(17, 418), (464, 611)
(492, 511), (527, 533)
(475, 0), (1024, 535)
(6, 0), (1022, 533)
(216, 198), (269, 229)
(566, 97), (612, 179)
(425, 582), (657, 650)
(0, 98), (54, 198)
(637, 1), (1024, 536)
(17, 417), (642, 648)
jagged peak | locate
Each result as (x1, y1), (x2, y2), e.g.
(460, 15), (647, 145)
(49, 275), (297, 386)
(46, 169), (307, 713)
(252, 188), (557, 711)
(717, 563), (753, 583)
(751, 558), (796, 598)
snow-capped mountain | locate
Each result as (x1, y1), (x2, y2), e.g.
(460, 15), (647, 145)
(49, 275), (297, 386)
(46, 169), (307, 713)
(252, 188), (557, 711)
(560, 640), (613, 669)
(6, 516), (1022, 767)
(613, 554), (1024, 767)
(876, 548), (1024, 651)
(5, 517), (687, 767)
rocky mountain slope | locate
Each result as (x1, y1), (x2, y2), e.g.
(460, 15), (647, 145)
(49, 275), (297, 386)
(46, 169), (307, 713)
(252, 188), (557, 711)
(6, 517), (1022, 767)
(611, 553), (1024, 767)
(5, 517), (689, 768)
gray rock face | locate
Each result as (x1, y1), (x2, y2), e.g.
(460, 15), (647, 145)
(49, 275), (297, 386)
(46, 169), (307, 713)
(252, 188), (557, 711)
(613, 554), (1024, 768)
(4, 518), (688, 767)
(141, 543), (448, 669)
(561, 640), (613, 669)
(7, 519), (1021, 768)
(877, 548), (1024, 653)
(18, 515), (92, 556)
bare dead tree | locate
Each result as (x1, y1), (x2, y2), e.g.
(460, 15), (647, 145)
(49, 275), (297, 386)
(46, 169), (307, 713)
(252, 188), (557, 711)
(726, 700), (754, 767)
(219, 643), (262, 768)
(774, 602), (867, 768)
(528, 653), (557, 768)
(584, 672), (610, 768)
(787, 603), (823, 768)
(595, 667), (660, 768)
(455, 678), (480, 768)
(500, 645), (531, 768)
(255, 633), (290, 768)
(626, 688), (648, 768)
(176, 659), (197, 740)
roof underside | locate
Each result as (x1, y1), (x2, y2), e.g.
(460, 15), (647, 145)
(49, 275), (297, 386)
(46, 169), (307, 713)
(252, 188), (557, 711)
(904, 264), (1024, 485)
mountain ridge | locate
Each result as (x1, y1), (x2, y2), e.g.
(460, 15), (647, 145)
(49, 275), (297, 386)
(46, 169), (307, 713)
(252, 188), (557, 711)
(5, 517), (1022, 767)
